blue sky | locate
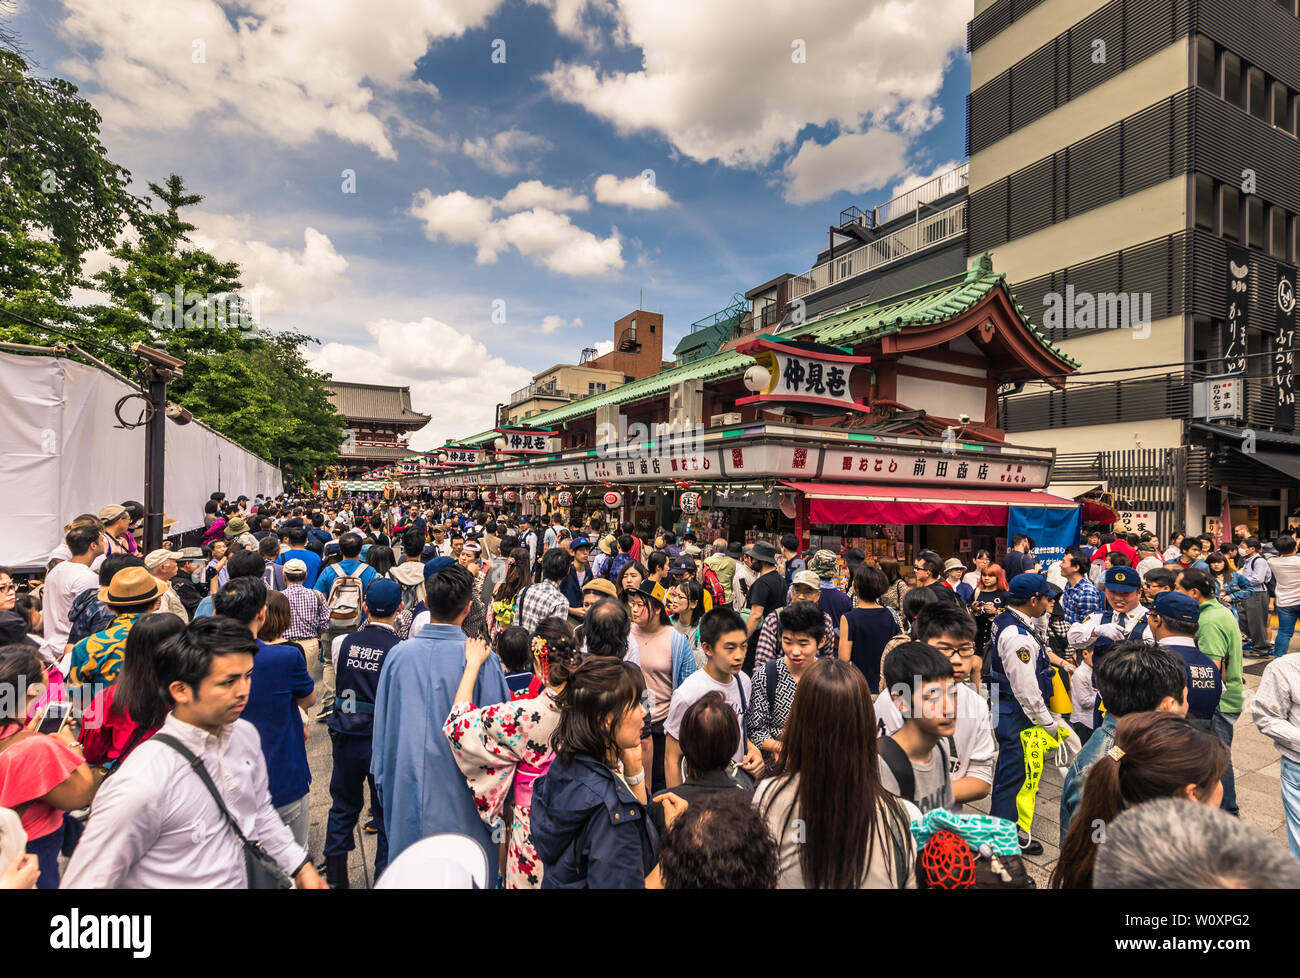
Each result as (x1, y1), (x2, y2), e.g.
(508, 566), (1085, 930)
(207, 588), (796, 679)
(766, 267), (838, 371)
(13, 0), (971, 447)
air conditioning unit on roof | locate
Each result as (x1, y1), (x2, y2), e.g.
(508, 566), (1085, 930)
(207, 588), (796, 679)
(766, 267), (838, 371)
(710, 412), (741, 427)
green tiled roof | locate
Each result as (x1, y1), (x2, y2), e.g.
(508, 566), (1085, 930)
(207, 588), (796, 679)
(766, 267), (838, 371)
(457, 256), (1077, 444)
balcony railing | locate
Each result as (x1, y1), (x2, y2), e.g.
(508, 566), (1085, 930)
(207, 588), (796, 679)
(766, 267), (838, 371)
(508, 384), (580, 407)
(870, 163), (968, 228)
(789, 200), (968, 303)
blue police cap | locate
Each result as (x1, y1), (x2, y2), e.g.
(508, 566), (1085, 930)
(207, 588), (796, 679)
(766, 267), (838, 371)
(1104, 566), (1141, 592)
(365, 578), (402, 616)
(1152, 591), (1200, 625)
(424, 555), (457, 582)
(1008, 573), (1052, 599)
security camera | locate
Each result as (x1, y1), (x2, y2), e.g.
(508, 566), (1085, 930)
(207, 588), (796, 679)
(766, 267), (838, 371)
(165, 402), (193, 425)
(957, 413), (971, 425)
(131, 343), (186, 373)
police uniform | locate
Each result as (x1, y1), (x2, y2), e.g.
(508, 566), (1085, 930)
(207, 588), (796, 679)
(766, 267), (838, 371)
(1065, 566), (1149, 727)
(988, 575), (1060, 835)
(324, 585), (403, 887)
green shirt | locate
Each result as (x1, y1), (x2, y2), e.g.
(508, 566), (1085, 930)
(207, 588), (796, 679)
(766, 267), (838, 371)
(1196, 598), (1244, 714)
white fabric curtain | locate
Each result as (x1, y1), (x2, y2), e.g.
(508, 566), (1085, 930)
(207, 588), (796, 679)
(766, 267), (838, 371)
(0, 351), (283, 567)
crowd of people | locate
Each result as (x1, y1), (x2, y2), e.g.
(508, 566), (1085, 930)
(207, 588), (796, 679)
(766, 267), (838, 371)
(1, 491), (1299, 890)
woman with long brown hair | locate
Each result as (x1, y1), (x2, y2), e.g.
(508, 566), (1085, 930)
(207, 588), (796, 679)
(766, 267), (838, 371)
(754, 657), (915, 888)
(1050, 711), (1228, 889)
(487, 547), (531, 638)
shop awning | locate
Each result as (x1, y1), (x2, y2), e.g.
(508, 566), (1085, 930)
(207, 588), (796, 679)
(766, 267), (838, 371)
(782, 482), (1079, 526)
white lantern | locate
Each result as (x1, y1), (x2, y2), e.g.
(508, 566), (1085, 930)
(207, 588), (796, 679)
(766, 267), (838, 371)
(743, 364), (771, 393)
(504, 491), (518, 503)
(493, 436), (507, 452)
(557, 491), (573, 507)
(603, 490), (623, 509)
(679, 491), (701, 515)
(525, 490), (539, 503)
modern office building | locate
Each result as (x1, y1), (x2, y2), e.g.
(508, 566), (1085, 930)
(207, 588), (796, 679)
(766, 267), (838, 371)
(968, 0), (1300, 538)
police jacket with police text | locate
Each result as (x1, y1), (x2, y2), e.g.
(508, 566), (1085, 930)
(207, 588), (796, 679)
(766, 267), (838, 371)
(328, 623), (401, 737)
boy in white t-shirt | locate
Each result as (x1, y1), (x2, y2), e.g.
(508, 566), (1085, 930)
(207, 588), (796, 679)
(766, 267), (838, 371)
(664, 607), (763, 788)
(875, 604), (996, 813)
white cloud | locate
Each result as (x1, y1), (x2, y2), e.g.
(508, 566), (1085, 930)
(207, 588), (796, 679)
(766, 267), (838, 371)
(53, 0), (509, 159)
(499, 180), (589, 212)
(187, 213), (349, 325)
(781, 128), (910, 205)
(540, 314), (583, 334)
(591, 339), (614, 358)
(538, 0), (967, 190)
(409, 189), (624, 277)
(594, 173), (673, 210)
(461, 128), (552, 175)
(304, 316), (533, 449)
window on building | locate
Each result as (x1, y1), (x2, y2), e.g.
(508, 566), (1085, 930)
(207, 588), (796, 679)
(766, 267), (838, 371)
(1194, 174), (1216, 231)
(1247, 67), (1267, 120)
(1196, 37), (1217, 93)
(1192, 316), (1213, 374)
(1270, 205), (1288, 258)
(1246, 195), (1265, 250)
(1222, 52), (1243, 108)
(588, 382), (606, 395)
(1220, 184), (1241, 241)
(1272, 82), (1293, 133)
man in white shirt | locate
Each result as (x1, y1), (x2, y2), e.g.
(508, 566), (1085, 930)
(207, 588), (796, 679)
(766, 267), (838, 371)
(61, 617), (326, 889)
(663, 608), (763, 787)
(876, 604), (995, 813)
(42, 523), (102, 659)
(1268, 534), (1300, 658)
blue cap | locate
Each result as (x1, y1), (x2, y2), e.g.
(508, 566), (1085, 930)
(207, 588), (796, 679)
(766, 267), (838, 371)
(569, 536), (591, 551)
(1008, 573), (1052, 600)
(1152, 591), (1200, 625)
(420, 544), (437, 561)
(365, 578), (402, 616)
(1104, 566), (1141, 593)
(424, 556), (456, 581)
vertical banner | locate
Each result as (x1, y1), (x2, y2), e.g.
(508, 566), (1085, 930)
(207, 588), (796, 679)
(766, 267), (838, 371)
(1224, 243), (1252, 375)
(1007, 505), (1082, 570)
(1275, 263), (1297, 431)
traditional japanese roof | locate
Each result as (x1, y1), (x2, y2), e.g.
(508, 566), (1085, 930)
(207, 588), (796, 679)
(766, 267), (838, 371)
(326, 381), (431, 427)
(457, 255), (1077, 444)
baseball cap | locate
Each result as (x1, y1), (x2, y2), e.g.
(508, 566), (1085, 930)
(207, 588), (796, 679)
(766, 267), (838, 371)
(424, 556), (457, 581)
(1152, 591), (1200, 625)
(792, 569), (821, 590)
(365, 578), (402, 617)
(98, 504), (128, 523)
(1008, 573), (1053, 600)
(1103, 566), (1141, 593)
(283, 558), (308, 575)
(569, 536), (591, 551)
(669, 556), (696, 576)
(142, 548), (174, 571)
(582, 578), (618, 600)
(174, 547), (204, 561)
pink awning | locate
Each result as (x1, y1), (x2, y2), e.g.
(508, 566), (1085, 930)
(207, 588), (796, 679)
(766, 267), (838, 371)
(782, 482), (1079, 526)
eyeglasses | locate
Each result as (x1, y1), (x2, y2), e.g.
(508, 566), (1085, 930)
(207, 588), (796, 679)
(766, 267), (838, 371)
(934, 643), (977, 658)
(0, 583), (15, 593)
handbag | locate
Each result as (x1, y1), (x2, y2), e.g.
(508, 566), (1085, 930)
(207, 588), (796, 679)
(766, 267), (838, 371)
(152, 734), (294, 889)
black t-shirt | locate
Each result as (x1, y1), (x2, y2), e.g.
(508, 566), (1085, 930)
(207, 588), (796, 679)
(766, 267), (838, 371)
(747, 571), (786, 616)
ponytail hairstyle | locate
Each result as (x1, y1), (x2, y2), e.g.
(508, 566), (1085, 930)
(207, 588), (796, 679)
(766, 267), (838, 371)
(1050, 711), (1228, 889)
(533, 616), (580, 687)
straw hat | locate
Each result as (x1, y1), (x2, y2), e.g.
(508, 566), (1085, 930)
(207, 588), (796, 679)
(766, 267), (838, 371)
(97, 566), (161, 609)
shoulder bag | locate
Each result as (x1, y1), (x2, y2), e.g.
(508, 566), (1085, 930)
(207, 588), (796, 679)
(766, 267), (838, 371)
(152, 734), (294, 889)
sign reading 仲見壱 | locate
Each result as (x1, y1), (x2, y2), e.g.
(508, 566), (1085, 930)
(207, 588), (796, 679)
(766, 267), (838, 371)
(735, 336), (871, 413)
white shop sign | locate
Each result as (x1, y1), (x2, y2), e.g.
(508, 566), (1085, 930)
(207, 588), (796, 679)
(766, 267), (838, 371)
(589, 451), (720, 482)
(720, 443), (1049, 488)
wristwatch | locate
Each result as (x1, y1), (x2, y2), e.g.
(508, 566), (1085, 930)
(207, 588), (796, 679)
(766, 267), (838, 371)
(623, 769), (645, 786)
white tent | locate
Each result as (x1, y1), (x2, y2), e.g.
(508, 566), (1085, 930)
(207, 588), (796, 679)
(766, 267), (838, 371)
(0, 349), (283, 568)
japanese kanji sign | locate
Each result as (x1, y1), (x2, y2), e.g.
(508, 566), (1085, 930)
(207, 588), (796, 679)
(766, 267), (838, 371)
(735, 336), (870, 413)
(1275, 263), (1297, 431)
(1113, 510), (1156, 535)
(494, 428), (560, 455)
(1224, 244), (1251, 376)
(438, 447), (487, 466)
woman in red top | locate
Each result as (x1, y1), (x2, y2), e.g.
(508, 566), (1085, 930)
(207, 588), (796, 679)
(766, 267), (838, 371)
(78, 613), (181, 769)
(0, 645), (95, 888)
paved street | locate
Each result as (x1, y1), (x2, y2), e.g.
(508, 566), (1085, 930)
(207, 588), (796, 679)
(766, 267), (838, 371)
(303, 641), (1299, 889)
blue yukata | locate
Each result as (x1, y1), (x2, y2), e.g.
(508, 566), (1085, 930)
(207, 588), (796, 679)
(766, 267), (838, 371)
(371, 622), (511, 877)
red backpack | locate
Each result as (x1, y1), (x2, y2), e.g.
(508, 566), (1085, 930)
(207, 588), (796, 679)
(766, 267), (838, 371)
(701, 564), (726, 609)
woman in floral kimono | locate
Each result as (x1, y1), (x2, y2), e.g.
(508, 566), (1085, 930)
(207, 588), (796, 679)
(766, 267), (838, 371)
(444, 617), (579, 888)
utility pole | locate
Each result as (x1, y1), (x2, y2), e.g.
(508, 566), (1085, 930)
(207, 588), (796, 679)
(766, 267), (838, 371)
(133, 344), (185, 552)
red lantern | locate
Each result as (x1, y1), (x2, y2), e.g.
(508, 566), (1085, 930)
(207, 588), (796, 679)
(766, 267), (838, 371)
(504, 490), (518, 503)
(603, 491), (623, 509)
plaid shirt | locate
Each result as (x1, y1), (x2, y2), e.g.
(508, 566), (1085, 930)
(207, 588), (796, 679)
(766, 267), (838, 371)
(284, 582), (330, 639)
(1061, 577), (1104, 625)
(753, 608), (836, 669)
(516, 580), (570, 633)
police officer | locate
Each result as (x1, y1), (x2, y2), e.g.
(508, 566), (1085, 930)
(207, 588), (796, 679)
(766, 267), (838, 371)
(324, 578), (403, 888)
(1066, 565), (1149, 655)
(988, 573), (1068, 853)
(1146, 591), (1222, 729)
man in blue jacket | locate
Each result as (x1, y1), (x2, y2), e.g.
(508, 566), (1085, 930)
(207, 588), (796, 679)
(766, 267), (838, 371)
(313, 533), (377, 721)
(371, 563), (509, 876)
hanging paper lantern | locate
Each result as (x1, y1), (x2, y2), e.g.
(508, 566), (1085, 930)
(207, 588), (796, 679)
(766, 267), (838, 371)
(603, 490), (623, 509)
(504, 490), (518, 503)
(779, 493), (798, 519)
(525, 490), (539, 503)
(558, 491), (573, 507)
(679, 491), (701, 515)
(441, 489), (452, 500)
